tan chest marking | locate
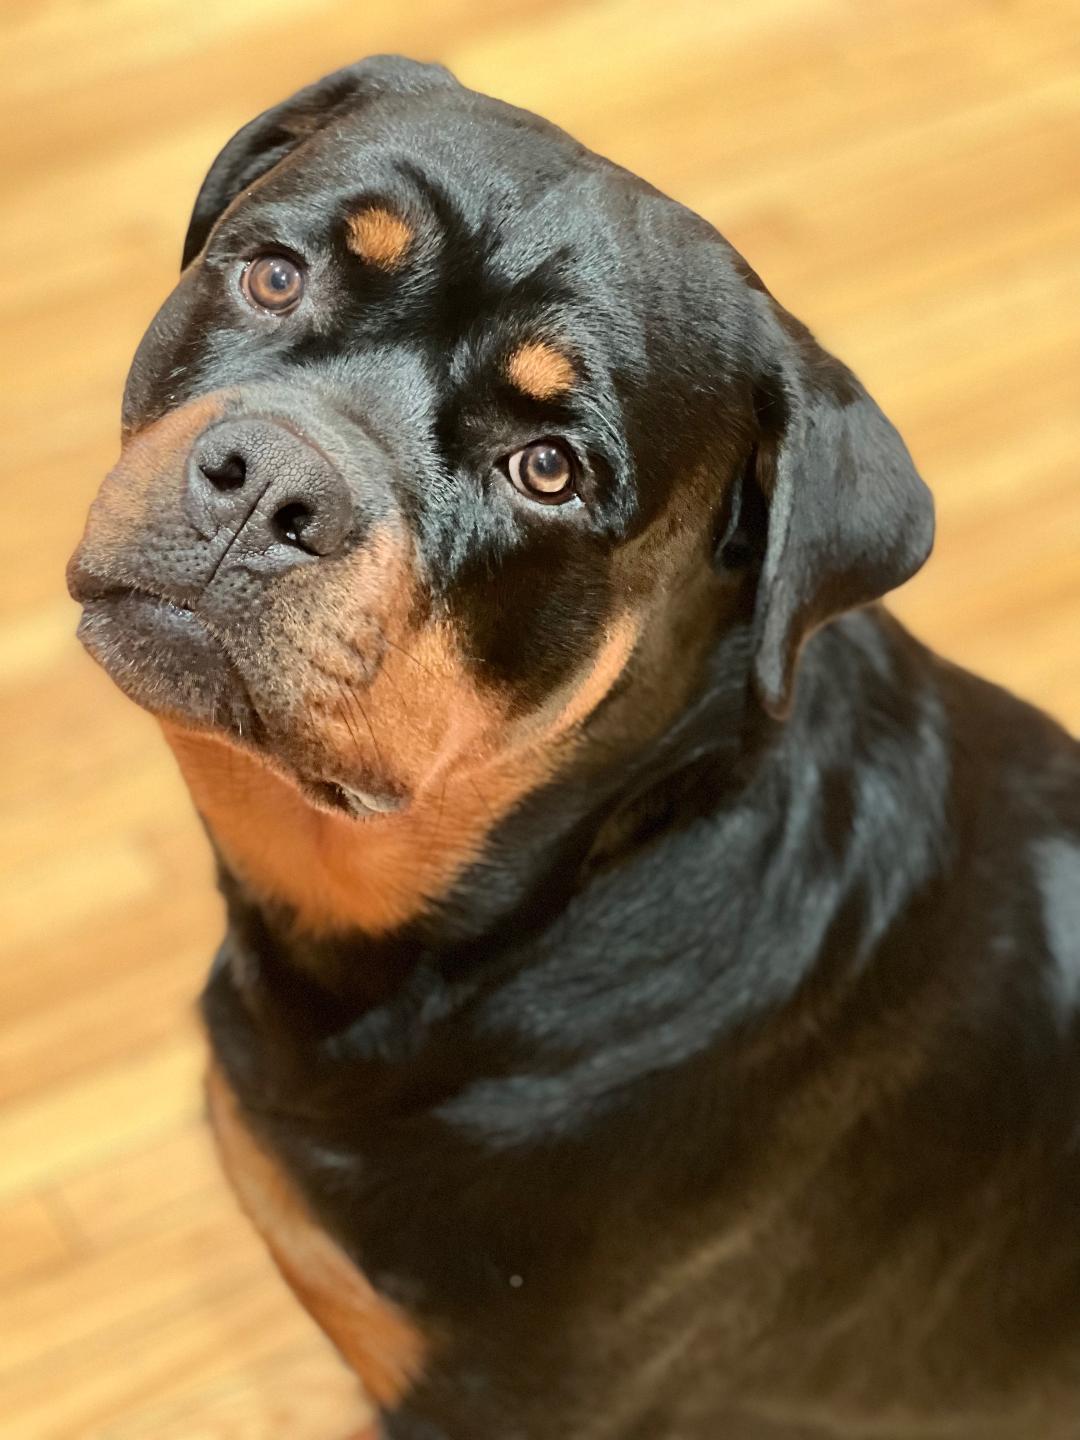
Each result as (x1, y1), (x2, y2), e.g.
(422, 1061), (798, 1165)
(205, 1061), (426, 1408)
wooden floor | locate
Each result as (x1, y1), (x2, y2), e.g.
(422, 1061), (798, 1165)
(2, 0), (1078, 1435)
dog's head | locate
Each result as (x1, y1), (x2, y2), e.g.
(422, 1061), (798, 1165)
(67, 56), (933, 936)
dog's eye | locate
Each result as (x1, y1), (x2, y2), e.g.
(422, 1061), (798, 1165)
(507, 440), (577, 504)
(242, 254), (305, 313)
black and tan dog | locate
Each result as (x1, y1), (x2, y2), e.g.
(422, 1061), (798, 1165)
(68, 55), (1080, 1440)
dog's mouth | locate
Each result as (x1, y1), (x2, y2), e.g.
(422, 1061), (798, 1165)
(75, 585), (258, 734)
(303, 779), (405, 819)
(72, 583), (406, 821)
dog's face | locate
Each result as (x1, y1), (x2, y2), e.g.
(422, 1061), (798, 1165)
(68, 56), (933, 935)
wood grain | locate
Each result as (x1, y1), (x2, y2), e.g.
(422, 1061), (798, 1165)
(1, 0), (1077, 1435)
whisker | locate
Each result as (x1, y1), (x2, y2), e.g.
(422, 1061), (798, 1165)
(379, 631), (438, 679)
(353, 692), (387, 773)
(332, 677), (365, 759)
(466, 774), (497, 825)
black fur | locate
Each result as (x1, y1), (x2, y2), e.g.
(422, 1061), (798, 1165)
(73, 57), (1080, 1439)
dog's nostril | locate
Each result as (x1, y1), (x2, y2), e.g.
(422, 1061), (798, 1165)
(187, 420), (354, 560)
(199, 453), (247, 491)
(272, 500), (314, 548)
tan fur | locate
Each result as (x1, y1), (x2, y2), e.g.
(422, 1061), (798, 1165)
(346, 208), (414, 270)
(163, 613), (639, 937)
(206, 1061), (426, 1407)
(75, 394), (228, 574)
(506, 341), (576, 400)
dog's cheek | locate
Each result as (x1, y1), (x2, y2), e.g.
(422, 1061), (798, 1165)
(444, 533), (618, 716)
(555, 611), (641, 733)
(244, 534), (510, 792)
(305, 623), (510, 797)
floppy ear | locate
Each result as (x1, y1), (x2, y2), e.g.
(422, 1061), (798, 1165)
(181, 54), (457, 269)
(741, 299), (934, 718)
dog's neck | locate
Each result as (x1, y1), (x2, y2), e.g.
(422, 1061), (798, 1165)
(192, 607), (951, 1031)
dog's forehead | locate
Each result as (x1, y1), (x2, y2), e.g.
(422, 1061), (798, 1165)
(330, 82), (611, 205)
(141, 75), (761, 498)
(234, 83), (672, 279)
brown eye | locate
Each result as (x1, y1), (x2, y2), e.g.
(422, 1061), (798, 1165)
(507, 440), (577, 504)
(242, 254), (304, 313)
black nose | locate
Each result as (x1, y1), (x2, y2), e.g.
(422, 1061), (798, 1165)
(187, 418), (354, 559)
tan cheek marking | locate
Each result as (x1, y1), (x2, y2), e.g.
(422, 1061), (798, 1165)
(506, 341), (576, 401)
(548, 612), (641, 738)
(346, 207), (414, 271)
(206, 1061), (426, 1408)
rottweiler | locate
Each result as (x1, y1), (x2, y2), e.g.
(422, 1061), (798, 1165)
(67, 55), (1080, 1440)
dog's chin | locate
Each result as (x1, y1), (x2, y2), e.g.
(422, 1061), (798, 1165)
(75, 590), (405, 823)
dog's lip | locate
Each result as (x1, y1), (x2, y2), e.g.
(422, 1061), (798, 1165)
(73, 581), (409, 823)
(67, 557), (146, 606)
(78, 579), (197, 614)
(74, 583), (266, 741)
(67, 564), (200, 625)
(74, 580), (225, 651)
(303, 778), (407, 820)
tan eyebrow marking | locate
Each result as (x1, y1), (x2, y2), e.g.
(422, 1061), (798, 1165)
(506, 341), (576, 401)
(345, 207), (414, 271)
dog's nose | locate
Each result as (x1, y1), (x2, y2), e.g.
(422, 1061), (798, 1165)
(187, 418), (354, 558)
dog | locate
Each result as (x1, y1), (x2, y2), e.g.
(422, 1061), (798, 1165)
(67, 54), (1080, 1440)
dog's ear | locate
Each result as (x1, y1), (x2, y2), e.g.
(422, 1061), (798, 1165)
(181, 55), (457, 269)
(729, 297), (934, 719)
